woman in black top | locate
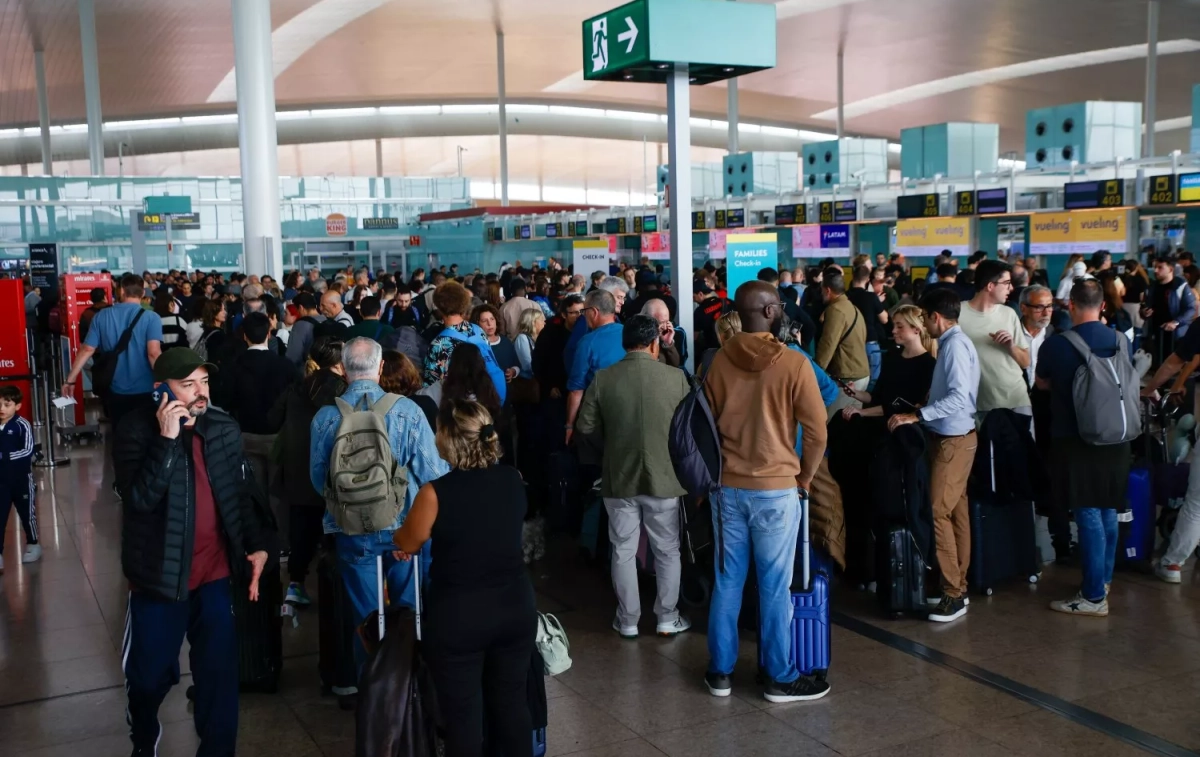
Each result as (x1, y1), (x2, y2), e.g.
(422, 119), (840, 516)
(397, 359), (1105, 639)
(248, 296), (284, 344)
(842, 304), (936, 420)
(394, 399), (536, 757)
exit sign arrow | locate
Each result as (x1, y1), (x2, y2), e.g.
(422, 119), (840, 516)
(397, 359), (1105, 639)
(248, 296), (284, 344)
(617, 16), (638, 53)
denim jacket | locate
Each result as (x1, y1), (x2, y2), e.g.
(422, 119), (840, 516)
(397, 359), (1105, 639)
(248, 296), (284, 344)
(310, 380), (449, 534)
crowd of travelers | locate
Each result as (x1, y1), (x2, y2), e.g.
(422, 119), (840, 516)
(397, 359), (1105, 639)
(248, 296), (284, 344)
(31, 242), (1200, 755)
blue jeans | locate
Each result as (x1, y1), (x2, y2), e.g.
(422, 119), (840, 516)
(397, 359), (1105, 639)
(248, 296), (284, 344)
(707, 486), (801, 684)
(866, 341), (882, 391)
(335, 531), (431, 674)
(1075, 508), (1117, 602)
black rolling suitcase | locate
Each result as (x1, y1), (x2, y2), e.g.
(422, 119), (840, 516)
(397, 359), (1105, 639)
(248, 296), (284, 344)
(968, 499), (1041, 595)
(233, 565), (283, 692)
(877, 526), (928, 616)
(318, 541), (358, 705)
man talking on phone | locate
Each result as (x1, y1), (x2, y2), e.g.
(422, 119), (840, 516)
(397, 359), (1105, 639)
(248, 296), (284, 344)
(114, 347), (270, 757)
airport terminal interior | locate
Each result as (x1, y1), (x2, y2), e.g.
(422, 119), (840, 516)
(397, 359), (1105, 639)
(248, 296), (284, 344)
(5, 0), (1200, 755)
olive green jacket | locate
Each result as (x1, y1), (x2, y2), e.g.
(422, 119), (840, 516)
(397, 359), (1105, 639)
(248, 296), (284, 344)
(575, 351), (690, 499)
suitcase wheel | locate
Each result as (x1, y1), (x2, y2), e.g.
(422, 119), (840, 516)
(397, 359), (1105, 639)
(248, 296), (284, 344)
(1028, 574), (1039, 584)
(680, 572), (711, 609)
(984, 587), (994, 596)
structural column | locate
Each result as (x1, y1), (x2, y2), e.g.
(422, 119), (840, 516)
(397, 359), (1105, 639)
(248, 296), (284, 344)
(836, 46), (845, 140)
(232, 0), (283, 278)
(497, 30), (510, 206)
(727, 80), (739, 154)
(1144, 0), (1160, 157)
(666, 64), (694, 371)
(34, 50), (52, 175)
(78, 0), (104, 175)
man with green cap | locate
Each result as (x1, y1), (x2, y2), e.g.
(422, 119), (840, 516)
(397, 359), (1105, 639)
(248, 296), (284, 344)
(114, 347), (272, 757)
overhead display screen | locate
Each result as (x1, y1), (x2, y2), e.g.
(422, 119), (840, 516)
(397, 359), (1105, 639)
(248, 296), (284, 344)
(818, 200), (857, 223)
(1178, 173), (1200, 203)
(692, 211), (707, 231)
(957, 188), (1009, 216)
(896, 193), (940, 219)
(1063, 179), (1124, 210)
(519, 224), (532, 239)
(575, 220), (589, 236)
(774, 204), (807, 225)
(545, 223), (560, 238)
(642, 215), (658, 233)
(716, 208), (745, 229)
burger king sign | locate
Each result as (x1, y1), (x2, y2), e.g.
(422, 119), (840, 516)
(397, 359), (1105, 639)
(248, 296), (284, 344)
(325, 213), (348, 236)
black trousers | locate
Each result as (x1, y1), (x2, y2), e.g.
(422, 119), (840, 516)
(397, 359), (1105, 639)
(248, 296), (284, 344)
(104, 392), (154, 467)
(425, 579), (537, 757)
(288, 506), (325, 584)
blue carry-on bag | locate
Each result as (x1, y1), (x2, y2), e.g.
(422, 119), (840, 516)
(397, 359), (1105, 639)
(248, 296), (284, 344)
(758, 489), (831, 682)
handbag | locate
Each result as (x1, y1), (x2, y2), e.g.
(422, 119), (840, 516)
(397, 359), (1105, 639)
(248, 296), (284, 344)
(534, 612), (572, 676)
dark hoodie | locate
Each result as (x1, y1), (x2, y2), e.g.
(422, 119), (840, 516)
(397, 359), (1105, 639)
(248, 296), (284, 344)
(268, 368), (347, 508)
(704, 332), (828, 490)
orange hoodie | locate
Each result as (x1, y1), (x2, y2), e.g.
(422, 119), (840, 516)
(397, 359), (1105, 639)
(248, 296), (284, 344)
(704, 332), (828, 490)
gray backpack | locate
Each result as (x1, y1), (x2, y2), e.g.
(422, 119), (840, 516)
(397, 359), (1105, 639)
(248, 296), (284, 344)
(325, 393), (409, 535)
(1061, 329), (1141, 446)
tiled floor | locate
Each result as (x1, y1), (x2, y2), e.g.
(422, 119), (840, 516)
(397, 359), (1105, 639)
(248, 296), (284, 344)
(3, 428), (1200, 756)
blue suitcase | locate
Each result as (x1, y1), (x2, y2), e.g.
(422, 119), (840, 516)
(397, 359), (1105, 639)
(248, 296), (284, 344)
(758, 491), (831, 682)
(1121, 467), (1156, 564)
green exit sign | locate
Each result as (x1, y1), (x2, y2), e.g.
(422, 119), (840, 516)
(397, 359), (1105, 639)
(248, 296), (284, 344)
(583, 0), (775, 84)
(143, 195), (192, 215)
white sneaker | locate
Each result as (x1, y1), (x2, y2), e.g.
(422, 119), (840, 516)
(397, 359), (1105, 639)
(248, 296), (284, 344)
(22, 544), (42, 564)
(656, 616), (691, 637)
(612, 618), (638, 639)
(925, 596), (969, 607)
(1156, 563), (1183, 584)
(1049, 592), (1108, 617)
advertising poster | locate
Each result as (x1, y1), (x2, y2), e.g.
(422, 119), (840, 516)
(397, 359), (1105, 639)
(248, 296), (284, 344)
(1029, 209), (1130, 256)
(726, 233), (777, 297)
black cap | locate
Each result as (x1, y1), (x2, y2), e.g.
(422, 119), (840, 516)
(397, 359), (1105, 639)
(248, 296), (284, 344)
(693, 280), (714, 295)
(153, 348), (217, 382)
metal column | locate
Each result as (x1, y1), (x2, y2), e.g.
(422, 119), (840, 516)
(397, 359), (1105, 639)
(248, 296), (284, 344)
(836, 46), (845, 140)
(1144, 0), (1160, 158)
(666, 64), (694, 372)
(375, 138), (384, 177)
(497, 30), (510, 207)
(34, 50), (52, 175)
(78, 0), (104, 175)
(727, 80), (739, 154)
(232, 0), (283, 278)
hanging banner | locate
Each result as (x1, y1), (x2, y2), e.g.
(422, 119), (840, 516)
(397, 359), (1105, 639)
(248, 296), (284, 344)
(1029, 209), (1131, 256)
(573, 240), (609, 282)
(792, 225), (851, 258)
(894, 217), (972, 257)
(726, 233), (777, 297)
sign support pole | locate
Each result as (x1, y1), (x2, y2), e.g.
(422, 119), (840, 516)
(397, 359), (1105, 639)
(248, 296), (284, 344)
(34, 50), (53, 175)
(78, 0), (104, 176)
(497, 30), (510, 207)
(666, 64), (694, 372)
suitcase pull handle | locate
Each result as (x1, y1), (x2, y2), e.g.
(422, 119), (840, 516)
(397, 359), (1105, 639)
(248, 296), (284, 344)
(799, 489), (810, 594)
(375, 554), (422, 643)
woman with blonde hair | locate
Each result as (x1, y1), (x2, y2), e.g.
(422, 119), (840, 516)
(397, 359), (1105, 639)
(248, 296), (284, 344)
(393, 399), (536, 757)
(842, 304), (936, 420)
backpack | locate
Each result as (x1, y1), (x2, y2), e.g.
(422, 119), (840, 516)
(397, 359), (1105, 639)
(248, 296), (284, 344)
(439, 325), (508, 405)
(381, 326), (429, 368)
(324, 393), (409, 535)
(1061, 329), (1141, 446)
(194, 328), (216, 361)
(669, 356), (726, 568)
(91, 308), (146, 396)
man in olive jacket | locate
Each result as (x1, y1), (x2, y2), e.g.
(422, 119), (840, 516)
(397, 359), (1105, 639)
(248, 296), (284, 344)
(114, 348), (270, 757)
(576, 315), (692, 639)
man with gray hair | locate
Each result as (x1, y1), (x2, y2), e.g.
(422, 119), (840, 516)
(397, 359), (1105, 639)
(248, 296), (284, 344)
(564, 275), (630, 371)
(641, 298), (683, 368)
(565, 289), (625, 444)
(309, 337), (449, 670)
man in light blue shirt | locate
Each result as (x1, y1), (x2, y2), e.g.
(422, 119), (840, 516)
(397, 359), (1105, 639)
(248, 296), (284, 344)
(64, 273), (164, 433)
(310, 337), (448, 670)
(564, 276), (629, 371)
(888, 288), (979, 624)
(565, 289), (625, 445)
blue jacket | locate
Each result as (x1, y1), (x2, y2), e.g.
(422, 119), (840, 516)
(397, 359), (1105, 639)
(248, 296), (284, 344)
(310, 381), (449, 534)
(0, 416), (34, 476)
(790, 345), (838, 461)
(1161, 278), (1197, 337)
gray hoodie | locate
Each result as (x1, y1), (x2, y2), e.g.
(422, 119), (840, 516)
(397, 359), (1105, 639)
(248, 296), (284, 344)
(285, 313), (327, 366)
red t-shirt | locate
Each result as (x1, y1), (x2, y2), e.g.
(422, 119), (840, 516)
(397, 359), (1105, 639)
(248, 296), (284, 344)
(189, 433), (230, 590)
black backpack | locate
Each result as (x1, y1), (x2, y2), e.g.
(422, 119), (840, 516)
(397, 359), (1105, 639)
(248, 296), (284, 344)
(668, 351), (725, 568)
(91, 309), (146, 397)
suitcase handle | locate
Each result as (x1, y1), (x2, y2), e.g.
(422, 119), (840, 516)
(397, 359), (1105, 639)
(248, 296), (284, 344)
(375, 554), (423, 643)
(799, 487), (810, 594)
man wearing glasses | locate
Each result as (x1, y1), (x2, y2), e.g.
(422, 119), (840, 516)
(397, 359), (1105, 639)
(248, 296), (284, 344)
(958, 260), (1032, 421)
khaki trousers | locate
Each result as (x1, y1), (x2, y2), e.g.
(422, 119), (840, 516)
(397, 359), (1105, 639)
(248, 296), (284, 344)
(928, 431), (977, 599)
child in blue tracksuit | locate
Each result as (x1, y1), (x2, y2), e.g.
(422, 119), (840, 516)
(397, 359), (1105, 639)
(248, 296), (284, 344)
(0, 385), (38, 571)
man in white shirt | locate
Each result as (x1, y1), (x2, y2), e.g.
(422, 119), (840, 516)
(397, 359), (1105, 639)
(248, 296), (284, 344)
(958, 260), (1031, 418)
(1019, 284), (1053, 387)
(320, 290), (356, 328)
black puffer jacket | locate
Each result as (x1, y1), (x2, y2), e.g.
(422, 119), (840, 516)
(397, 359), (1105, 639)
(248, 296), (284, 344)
(115, 405), (267, 602)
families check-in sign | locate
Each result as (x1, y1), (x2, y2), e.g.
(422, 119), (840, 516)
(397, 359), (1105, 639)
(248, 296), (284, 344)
(726, 233), (776, 298)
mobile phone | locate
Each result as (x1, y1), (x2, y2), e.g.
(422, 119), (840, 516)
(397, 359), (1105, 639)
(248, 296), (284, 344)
(152, 384), (177, 405)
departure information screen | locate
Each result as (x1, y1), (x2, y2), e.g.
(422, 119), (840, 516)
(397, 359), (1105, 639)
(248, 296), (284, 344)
(818, 200), (857, 223)
(896, 193), (940, 219)
(774, 204), (807, 225)
(1063, 179), (1124, 209)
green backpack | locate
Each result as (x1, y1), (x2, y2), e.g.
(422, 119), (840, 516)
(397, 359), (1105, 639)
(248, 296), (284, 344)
(325, 394), (409, 535)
